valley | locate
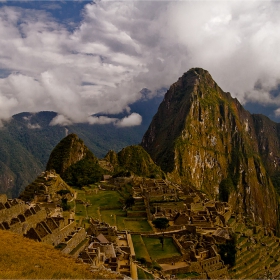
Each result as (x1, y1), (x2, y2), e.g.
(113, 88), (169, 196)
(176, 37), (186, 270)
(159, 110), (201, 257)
(1, 68), (280, 279)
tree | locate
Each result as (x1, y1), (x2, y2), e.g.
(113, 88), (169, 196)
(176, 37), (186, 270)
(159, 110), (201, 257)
(61, 198), (71, 211)
(124, 195), (135, 209)
(152, 218), (169, 250)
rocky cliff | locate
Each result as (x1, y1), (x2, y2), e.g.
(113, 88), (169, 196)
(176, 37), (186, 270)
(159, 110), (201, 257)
(46, 134), (104, 187)
(141, 68), (279, 230)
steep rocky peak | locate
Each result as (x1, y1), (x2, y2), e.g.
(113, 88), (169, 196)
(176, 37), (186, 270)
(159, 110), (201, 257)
(46, 133), (97, 176)
(163, 68), (219, 106)
(141, 67), (279, 230)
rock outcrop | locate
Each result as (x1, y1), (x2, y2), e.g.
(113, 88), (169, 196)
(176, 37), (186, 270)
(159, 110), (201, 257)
(46, 134), (105, 187)
(141, 68), (279, 230)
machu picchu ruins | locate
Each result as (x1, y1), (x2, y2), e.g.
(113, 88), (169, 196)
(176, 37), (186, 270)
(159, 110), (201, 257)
(2, 169), (280, 279)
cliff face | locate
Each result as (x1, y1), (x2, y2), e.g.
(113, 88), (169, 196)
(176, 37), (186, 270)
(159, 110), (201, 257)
(141, 68), (279, 229)
(46, 133), (95, 175)
(46, 134), (104, 187)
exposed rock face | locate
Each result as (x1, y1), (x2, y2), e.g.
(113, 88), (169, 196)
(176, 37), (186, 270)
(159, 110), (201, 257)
(46, 133), (94, 175)
(141, 68), (279, 229)
(46, 134), (104, 187)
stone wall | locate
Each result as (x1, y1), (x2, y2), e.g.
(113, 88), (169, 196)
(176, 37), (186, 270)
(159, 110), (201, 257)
(1, 204), (47, 235)
(127, 211), (147, 217)
(157, 255), (183, 264)
(127, 233), (135, 260)
(199, 255), (221, 271)
(61, 227), (87, 254)
(0, 199), (27, 223)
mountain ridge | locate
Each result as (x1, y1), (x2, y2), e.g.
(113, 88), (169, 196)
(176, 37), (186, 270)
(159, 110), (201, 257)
(0, 95), (162, 197)
(141, 68), (279, 230)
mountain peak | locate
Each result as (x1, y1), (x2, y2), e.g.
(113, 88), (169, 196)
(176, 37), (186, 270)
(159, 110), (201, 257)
(46, 133), (95, 175)
(141, 68), (278, 229)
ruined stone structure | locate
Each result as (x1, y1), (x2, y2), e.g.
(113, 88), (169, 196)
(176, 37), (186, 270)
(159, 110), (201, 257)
(19, 170), (73, 203)
(0, 194), (47, 234)
(0, 192), (87, 258)
(82, 219), (136, 278)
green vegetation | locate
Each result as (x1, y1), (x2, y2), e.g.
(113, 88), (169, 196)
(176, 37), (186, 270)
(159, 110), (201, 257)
(137, 267), (154, 279)
(176, 272), (200, 279)
(46, 134), (106, 188)
(219, 177), (235, 202)
(106, 145), (165, 179)
(76, 189), (122, 221)
(132, 235), (151, 263)
(56, 189), (70, 196)
(63, 156), (105, 188)
(142, 237), (181, 259)
(0, 110), (149, 198)
(152, 218), (170, 249)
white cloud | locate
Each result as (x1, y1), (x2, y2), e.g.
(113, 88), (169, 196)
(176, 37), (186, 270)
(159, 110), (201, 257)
(27, 123), (41, 129)
(274, 108), (280, 118)
(1, 1), (280, 123)
(49, 115), (72, 126)
(87, 116), (117, 125)
(116, 113), (142, 127)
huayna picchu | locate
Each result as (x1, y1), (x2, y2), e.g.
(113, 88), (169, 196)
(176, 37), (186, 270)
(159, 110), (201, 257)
(2, 68), (280, 279)
(141, 68), (279, 230)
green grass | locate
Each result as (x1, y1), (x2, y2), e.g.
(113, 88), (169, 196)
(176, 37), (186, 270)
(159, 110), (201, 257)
(75, 189), (122, 220)
(69, 238), (89, 256)
(142, 237), (181, 260)
(75, 189), (153, 232)
(137, 267), (154, 279)
(99, 209), (124, 226)
(123, 220), (152, 232)
(116, 215), (126, 230)
(132, 235), (151, 262)
(176, 272), (200, 279)
(86, 190), (122, 210)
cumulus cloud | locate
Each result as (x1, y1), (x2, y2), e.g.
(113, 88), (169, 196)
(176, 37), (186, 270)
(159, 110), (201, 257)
(1, 1), (280, 123)
(49, 114), (72, 126)
(27, 123), (41, 129)
(87, 116), (117, 125)
(116, 113), (142, 127)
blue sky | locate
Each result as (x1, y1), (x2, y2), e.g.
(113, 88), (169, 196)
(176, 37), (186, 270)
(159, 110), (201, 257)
(1, 0), (280, 125)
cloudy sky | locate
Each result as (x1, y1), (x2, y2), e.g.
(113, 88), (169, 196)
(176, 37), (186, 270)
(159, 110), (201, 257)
(1, 0), (280, 126)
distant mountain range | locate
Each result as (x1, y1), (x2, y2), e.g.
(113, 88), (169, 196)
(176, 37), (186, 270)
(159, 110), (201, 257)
(0, 96), (163, 197)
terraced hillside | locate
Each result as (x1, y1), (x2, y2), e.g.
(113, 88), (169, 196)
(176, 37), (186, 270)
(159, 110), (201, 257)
(229, 220), (280, 279)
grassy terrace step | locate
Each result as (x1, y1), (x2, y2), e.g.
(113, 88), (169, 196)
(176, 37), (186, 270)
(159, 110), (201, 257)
(269, 260), (280, 273)
(233, 254), (259, 273)
(69, 239), (89, 256)
(233, 247), (267, 272)
(235, 249), (260, 266)
(234, 253), (271, 279)
(250, 269), (266, 279)
(272, 250), (280, 260)
(241, 254), (272, 279)
(131, 234), (152, 263)
(237, 236), (248, 247)
(132, 206), (146, 211)
(235, 223), (246, 233)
